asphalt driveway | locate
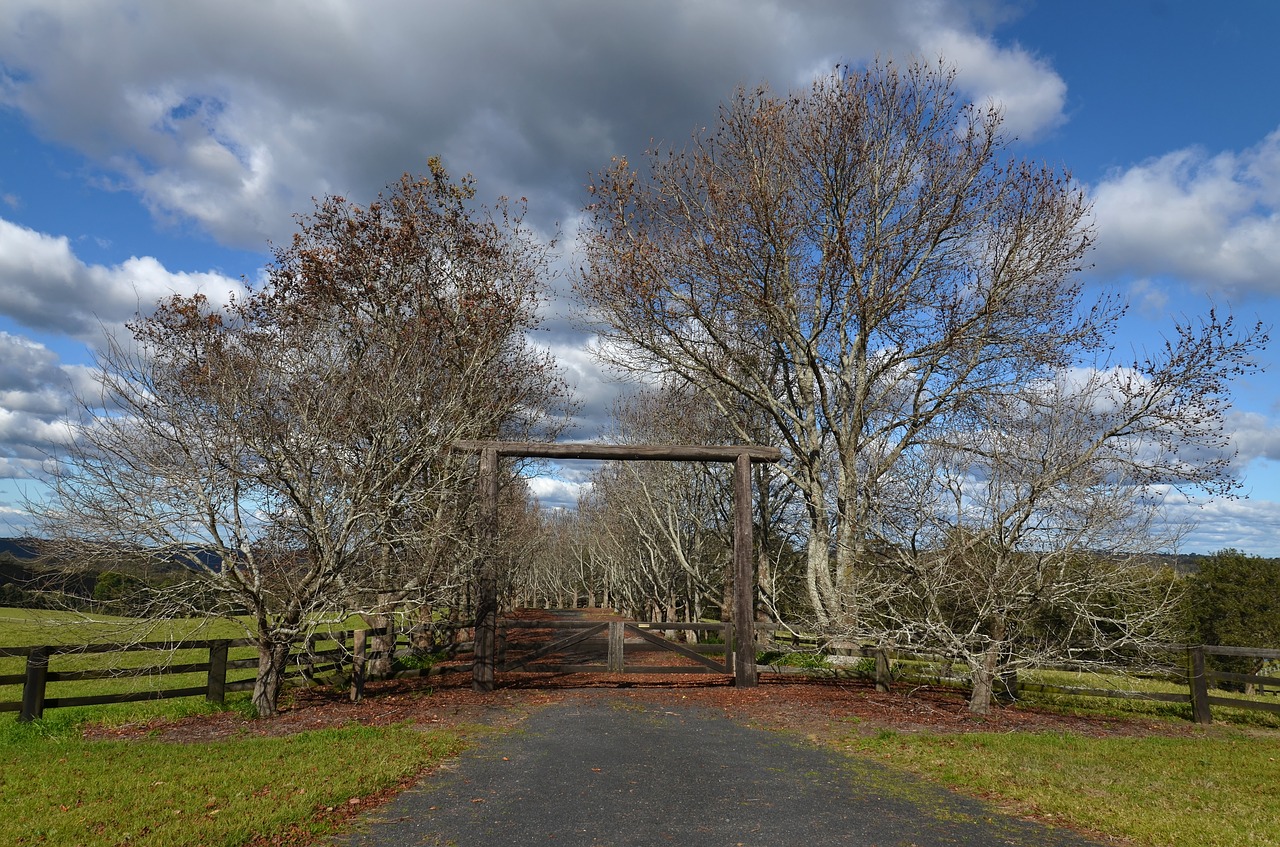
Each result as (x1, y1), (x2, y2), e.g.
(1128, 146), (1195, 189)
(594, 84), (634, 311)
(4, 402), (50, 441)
(330, 693), (1105, 847)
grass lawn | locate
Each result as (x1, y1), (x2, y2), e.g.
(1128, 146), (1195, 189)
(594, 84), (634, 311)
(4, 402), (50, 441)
(843, 726), (1280, 847)
(0, 698), (464, 847)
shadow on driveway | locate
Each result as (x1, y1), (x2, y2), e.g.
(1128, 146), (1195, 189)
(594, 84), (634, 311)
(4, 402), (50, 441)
(330, 692), (1105, 847)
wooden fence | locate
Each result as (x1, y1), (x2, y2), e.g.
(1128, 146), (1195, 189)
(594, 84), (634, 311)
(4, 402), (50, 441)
(7, 618), (1278, 727)
(0, 626), (459, 722)
(759, 631), (1280, 725)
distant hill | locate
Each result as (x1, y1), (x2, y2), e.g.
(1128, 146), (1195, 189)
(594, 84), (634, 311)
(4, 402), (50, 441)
(0, 538), (41, 561)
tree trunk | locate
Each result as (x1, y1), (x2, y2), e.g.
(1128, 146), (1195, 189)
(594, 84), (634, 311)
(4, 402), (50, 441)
(252, 640), (292, 717)
(968, 623), (1007, 715)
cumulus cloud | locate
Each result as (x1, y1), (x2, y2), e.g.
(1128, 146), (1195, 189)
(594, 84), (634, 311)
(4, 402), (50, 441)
(1162, 493), (1280, 556)
(0, 1), (1069, 246)
(0, 217), (244, 343)
(1091, 129), (1280, 296)
(0, 333), (81, 478)
(526, 476), (589, 511)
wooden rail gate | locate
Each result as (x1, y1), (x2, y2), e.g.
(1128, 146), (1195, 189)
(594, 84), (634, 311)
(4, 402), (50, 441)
(500, 616), (736, 677)
(453, 440), (782, 692)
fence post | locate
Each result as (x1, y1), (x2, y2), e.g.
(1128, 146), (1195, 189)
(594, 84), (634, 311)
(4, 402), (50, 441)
(206, 641), (229, 704)
(1188, 646), (1212, 725)
(723, 620), (735, 674)
(607, 621), (625, 673)
(732, 451), (758, 687)
(19, 647), (49, 723)
(874, 648), (891, 693)
(349, 629), (367, 703)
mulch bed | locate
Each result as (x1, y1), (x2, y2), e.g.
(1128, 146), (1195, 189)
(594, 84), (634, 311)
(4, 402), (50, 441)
(81, 669), (1183, 745)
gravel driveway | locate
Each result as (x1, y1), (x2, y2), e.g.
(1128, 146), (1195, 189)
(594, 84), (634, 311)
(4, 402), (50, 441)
(330, 692), (1106, 847)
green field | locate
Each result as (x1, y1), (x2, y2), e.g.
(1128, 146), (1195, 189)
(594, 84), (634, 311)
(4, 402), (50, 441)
(0, 607), (375, 716)
(842, 727), (1280, 847)
(1, 711), (464, 847)
(6, 609), (1280, 846)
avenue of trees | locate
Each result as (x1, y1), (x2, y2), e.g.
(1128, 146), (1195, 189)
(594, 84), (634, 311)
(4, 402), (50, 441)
(23, 61), (1269, 716)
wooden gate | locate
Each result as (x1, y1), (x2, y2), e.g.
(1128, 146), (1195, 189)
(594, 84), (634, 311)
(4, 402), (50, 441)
(499, 614), (734, 677)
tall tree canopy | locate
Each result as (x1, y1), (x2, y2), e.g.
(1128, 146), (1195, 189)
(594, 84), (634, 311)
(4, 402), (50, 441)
(576, 60), (1264, 711)
(42, 160), (571, 715)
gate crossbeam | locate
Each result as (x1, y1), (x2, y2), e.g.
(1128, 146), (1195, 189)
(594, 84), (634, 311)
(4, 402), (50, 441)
(454, 440), (782, 692)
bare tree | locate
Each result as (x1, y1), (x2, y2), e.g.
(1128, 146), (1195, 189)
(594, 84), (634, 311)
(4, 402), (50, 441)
(576, 60), (1106, 629)
(38, 161), (571, 715)
(844, 315), (1265, 713)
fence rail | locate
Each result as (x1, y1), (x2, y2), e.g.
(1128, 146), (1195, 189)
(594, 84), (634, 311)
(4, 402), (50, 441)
(757, 630), (1280, 725)
(0, 625), (462, 721)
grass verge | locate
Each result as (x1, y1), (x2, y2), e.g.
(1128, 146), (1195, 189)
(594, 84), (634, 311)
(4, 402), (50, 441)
(0, 700), (464, 847)
(843, 727), (1280, 847)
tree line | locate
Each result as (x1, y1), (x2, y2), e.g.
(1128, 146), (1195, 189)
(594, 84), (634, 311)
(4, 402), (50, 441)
(27, 60), (1268, 716)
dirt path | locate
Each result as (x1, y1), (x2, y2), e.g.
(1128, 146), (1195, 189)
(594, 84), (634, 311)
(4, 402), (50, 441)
(328, 691), (1108, 847)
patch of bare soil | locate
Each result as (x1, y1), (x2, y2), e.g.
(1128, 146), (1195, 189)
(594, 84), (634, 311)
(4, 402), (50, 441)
(82, 670), (1182, 745)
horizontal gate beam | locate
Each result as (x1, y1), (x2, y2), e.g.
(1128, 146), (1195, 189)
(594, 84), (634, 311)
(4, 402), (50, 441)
(453, 441), (781, 463)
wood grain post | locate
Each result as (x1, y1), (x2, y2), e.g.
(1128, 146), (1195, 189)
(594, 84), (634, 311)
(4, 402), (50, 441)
(733, 452), (758, 687)
(473, 447), (499, 692)
(607, 621), (625, 673)
(349, 629), (367, 703)
(303, 634), (318, 682)
(206, 640), (229, 704)
(19, 647), (49, 722)
(874, 648), (891, 693)
(1189, 646), (1212, 725)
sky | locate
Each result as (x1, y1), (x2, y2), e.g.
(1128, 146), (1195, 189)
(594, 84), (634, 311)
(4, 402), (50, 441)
(1, 0), (1279, 554)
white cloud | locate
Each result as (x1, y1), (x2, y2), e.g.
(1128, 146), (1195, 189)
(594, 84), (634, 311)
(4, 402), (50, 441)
(1163, 494), (1280, 556)
(919, 28), (1067, 140)
(0, 1), (1070, 247)
(525, 476), (588, 511)
(0, 333), (80, 478)
(1091, 129), (1280, 296)
(0, 217), (244, 343)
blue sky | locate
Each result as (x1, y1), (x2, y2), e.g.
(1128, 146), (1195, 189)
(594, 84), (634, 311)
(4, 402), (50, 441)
(1, 0), (1279, 553)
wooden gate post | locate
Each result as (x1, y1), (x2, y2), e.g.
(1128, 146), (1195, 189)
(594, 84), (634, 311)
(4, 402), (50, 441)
(19, 647), (49, 723)
(607, 621), (625, 673)
(733, 452), (758, 688)
(206, 640), (229, 704)
(473, 447), (500, 692)
(350, 628), (367, 703)
(1188, 646), (1212, 725)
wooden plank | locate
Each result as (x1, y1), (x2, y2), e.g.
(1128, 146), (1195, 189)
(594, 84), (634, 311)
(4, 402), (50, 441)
(1207, 696), (1280, 715)
(1017, 681), (1191, 704)
(0, 701), (22, 712)
(501, 623), (609, 671)
(1204, 645), (1280, 660)
(41, 686), (209, 709)
(0, 646), (36, 658)
(0, 673), (27, 685)
(1208, 670), (1279, 688)
(732, 452), (757, 687)
(45, 662), (211, 682)
(45, 636), (258, 656)
(507, 663), (610, 673)
(452, 440), (782, 463)
(619, 665), (723, 675)
(626, 625), (726, 672)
